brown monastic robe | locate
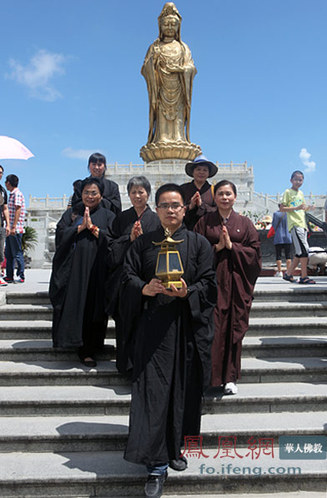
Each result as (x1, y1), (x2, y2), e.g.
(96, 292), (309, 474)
(194, 210), (261, 385)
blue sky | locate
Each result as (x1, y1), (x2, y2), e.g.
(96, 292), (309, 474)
(1, 0), (326, 201)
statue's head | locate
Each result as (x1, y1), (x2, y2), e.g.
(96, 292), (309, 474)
(158, 2), (182, 41)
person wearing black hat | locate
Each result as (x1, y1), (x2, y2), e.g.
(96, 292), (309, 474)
(180, 155), (218, 230)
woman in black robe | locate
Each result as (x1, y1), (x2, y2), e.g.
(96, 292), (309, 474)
(49, 177), (115, 367)
(194, 180), (261, 395)
(71, 152), (121, 216)
(107, 175), (160, 374)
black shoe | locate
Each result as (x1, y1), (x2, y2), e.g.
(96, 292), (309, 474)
(81, 357), (97, 368)
(144, 471), (167, 497)
(169, 455), (188, 471)
(3, 277), (14, 283)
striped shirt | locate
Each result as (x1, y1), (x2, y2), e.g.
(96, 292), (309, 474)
(8, 187), (25, 233)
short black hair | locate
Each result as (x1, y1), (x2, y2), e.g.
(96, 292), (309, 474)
(155, 183), (185, 206)
(81, 176), (104, 196)
(291, 170), (304, 180)
(214, 179), (237, 196)
(88, 152), (107, 170)
(6, 174), (19, 188)
(0, 165), (4, 173)
(127, 176), (151, 196)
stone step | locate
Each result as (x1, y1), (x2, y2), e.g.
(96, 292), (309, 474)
(0, 411), (325, 453)
(0, 320), (115, 339)
(0, 339), (116, 361)
(253, 284), (327, 302)
(250, 301), (327, 318)
(0, 336), (325, 361)
(167, 494), (327, 498)
(0, 317), (326, 341)
(0, 303), (53, 321)
(247, 317), (327, 336)
(6, 290), (50, 305)
(242, 336), (327, 358)
(0, 357), (325, 386)
(0, 450), (325, 497)
(0, 382), (325, 417)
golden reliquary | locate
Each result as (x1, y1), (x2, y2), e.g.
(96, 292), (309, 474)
(153, 228), (184, 289)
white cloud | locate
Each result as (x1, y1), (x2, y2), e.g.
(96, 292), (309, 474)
(62, 148), (95, 160)
(8, 49), (67, 102)
(299, 148), (316, 173)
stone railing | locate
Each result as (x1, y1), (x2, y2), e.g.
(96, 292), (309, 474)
(29, 194), (70, 210)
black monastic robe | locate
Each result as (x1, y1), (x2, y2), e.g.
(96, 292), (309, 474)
(180, 180), (217, 230)
(194, 210), (261, 385)
(106, 206), (160, 373)
(120, 225), (217, 466)
(49, 205), (115, 352)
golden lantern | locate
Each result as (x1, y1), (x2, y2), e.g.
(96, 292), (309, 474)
(153, 228), (184, 289)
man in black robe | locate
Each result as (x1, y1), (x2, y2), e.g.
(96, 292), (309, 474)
(120, 184), (217, 498)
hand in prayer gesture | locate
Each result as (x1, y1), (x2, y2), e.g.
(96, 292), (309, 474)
(78, 207), (92, 233)
(215, 225), (232, 252)
(130, 220), (143, 241)
(189, 191), (202, 209)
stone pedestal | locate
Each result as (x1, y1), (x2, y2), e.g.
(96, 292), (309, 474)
(140, 141), (202, 163)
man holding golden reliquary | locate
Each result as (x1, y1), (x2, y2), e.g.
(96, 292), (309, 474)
(120, 183), (217, 498)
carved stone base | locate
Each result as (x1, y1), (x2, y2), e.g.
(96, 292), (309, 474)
(140, 141), (202, 163)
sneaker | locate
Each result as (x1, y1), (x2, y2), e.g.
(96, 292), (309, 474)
(144, 471), (167, 497)
(3, 277), (14, 283)
(224, 382), (238, 395)
(274, 271), (283, 278)
(169, 455), (188, 471)
(16, 277), (25, 283)
(0, 277), (7, 286)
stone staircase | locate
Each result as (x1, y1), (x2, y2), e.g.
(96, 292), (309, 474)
(0, 279), (326, 497)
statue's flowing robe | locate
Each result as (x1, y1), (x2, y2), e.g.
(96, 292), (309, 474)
(141, 39), (197, 144)
(195, 210), (261, 385)
(121, 225), (217, 466)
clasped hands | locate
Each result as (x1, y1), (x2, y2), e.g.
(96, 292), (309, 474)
(189, 191), (202, 209)
(142, 277), (188, 298)
(77, 207), (93, 233)
(215, 225), (232, 252)
(130, 221), (143, 241)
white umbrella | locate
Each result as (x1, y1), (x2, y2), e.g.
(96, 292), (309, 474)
(0, 136), (34, 160)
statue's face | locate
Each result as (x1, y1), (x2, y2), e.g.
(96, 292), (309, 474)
(160, 15), (179, 38)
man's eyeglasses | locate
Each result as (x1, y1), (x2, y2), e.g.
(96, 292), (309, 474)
(82, 190), (100, 198)
(157, 202), (184, 211)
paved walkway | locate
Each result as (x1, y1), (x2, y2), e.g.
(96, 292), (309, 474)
(0, 269), (326, 297)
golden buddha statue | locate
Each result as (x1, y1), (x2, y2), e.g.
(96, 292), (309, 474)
(140, 2), (202, 162)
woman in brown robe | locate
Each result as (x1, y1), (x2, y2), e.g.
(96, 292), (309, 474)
(180, 155), (218, 230)
(194, 180), (261, 394)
